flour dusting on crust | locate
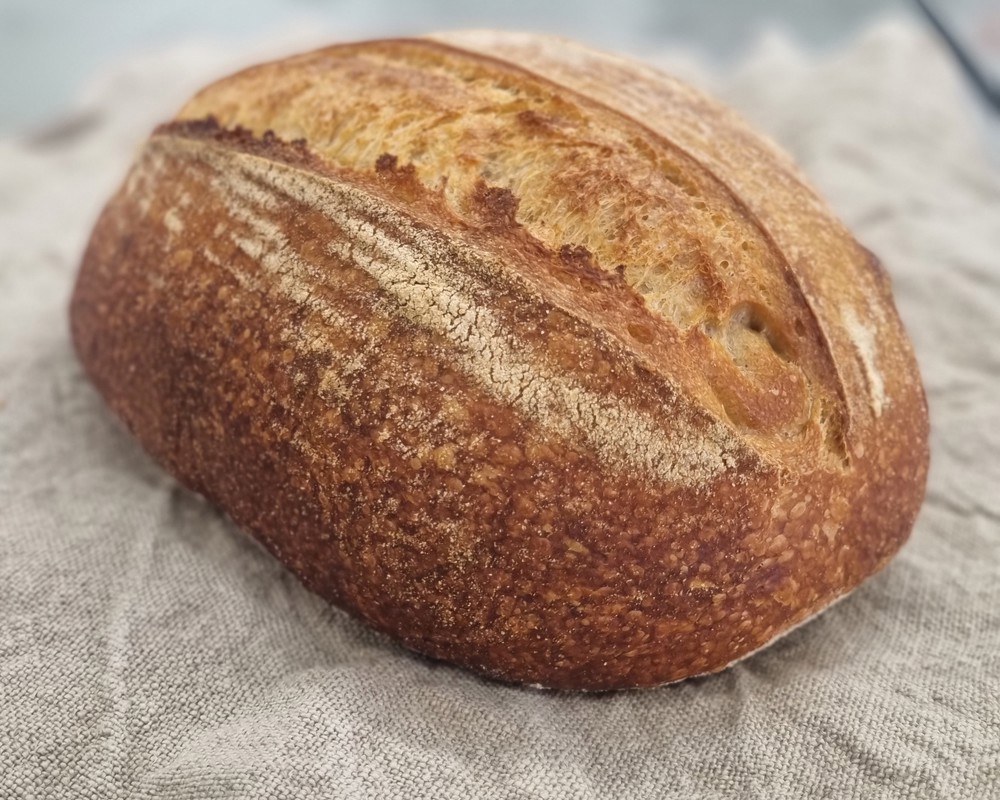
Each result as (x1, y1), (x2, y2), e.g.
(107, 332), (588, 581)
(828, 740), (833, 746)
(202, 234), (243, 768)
(843, 305), (886, 417)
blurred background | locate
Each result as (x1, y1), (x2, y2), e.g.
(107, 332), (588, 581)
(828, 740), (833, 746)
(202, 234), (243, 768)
(2, 0), (998, 138)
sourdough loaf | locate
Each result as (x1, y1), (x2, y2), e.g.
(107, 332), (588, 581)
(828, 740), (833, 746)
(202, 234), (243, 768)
(69, 33), (929, 690)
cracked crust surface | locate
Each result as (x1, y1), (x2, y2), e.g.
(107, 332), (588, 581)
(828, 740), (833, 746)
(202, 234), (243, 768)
(70, 35), (929, 689)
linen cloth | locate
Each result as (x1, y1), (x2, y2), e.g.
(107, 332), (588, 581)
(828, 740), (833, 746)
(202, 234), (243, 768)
(1, 20), (998, 799)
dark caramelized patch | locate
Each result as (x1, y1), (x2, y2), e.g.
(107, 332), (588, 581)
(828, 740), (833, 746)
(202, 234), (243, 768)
(468, 181), (520, 229)
(157, 116), (318, 171)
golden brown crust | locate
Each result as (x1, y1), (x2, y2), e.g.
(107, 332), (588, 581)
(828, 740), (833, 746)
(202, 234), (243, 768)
(69, 35), (929, 690)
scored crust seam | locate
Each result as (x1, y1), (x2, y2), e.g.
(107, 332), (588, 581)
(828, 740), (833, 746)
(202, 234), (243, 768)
(149, 133), (743, 488)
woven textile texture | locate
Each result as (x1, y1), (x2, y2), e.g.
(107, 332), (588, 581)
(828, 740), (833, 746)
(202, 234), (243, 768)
(1, 20), (998, 800)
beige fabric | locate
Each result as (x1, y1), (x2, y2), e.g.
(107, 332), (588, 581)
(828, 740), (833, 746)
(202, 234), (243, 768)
(1, 20), (997, 799)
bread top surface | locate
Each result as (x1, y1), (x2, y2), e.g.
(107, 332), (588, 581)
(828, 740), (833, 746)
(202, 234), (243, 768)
(173, 34), (925, 490)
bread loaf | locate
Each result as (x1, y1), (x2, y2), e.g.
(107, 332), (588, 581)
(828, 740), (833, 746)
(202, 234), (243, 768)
(70, 32), (929, 690)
